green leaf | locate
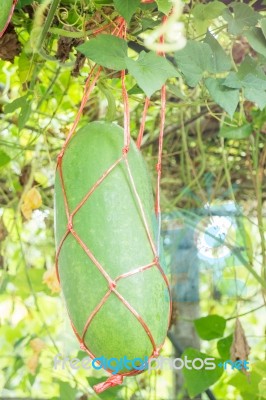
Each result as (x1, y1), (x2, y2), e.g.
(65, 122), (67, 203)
(224, 57), (266, 92)
(18, 101), (31, 130)
(4, 95), (28, 114)
(204, 31), (231, 72)
(192, 1), (226, 35)
(113, 0), (140, 23)
(259, 378), (266, 399)
(77, 35), (128, 71)
(0, 150), (11, 168)
(237, 55), (259, 79)
(18, 52), (34, 84)
(260, 18), (266, 39)
(168, 84), (185, 100)
(228, 370), (261, 396)
(223, 3), (260, 35)
(156, 0), (172, 15)
(98, 82), (116, 121)
(223, 72), (242, 89)
(141, 18), (160, 31)
(239, 68), (266, 91)
(0, 0), (13, 32)
(219, 123), (252, 140)
(217, 334), (233, 359)
(94, 0), (113, 4)
(252, 361), (266, 377)
(59, 382), (76, 400)
(8, 269), (53, 299)
(205, 78), (239, 117)
(4, 95), (31, 130)
(194, 315), (226, 340)
(174, 40), (213, 87)
(192, 1), (226, 20)
(127, 83), (144, 95)
(126, 51), (178, 97)
(182, 348), (223, 398)
(16, 0), (41, 8)
(245, 28), (266, 58)
(244, 87), (266, 110)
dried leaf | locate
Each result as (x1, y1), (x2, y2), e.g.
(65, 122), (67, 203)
(72, 51), (86, 77)
(30, 338), (46, 354)
(26, 353), (39, 375)
(230, 318), (250, 375)
(169, 300), (179, 328)
(0, 29), (21, 62)
(21, 187), (42, 220)
(24, 187), (42, 208)
(43, 268), (61, 294)
(0, 255), (4, 270)
(19, 165), (32, 187)
(0, 218), (8, 241)
(232, 37), (253, 64)
(21, 203), (33, 220)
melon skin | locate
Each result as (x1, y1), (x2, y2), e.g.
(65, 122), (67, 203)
(54, 122), (170, 370)
(0, 0), (13, 33)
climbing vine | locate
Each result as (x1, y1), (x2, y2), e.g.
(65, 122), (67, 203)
(0, 1), (265, 399)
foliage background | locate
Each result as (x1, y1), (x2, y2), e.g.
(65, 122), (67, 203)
(0, 0), (265, 399)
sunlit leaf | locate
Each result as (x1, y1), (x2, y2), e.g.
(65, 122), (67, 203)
(4, 96), (28, 114)
(182, 348), (223, 398)
(156, 0), (172, 15)
(59, 381), (76, 400)
(0, 150), (11, 167)
(217, 334), (233, 359)
(194, 315), (227, 340)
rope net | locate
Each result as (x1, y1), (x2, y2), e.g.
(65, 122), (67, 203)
(55, 13), (172, 395)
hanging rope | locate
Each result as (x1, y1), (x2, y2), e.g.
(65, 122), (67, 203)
(55, 14), (172, 395)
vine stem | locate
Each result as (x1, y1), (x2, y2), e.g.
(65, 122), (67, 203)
(226, 304), (265, 321)
(256, 143), (266, 280)
(221, 137), (237, 203)
(34, 0), (61, 52)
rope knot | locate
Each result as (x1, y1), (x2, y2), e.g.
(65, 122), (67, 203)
(109, 281), (117, 290)
(152, 348), (160, 358)
(154, 256), (159, 264)
(156, 163), (161, 172)
(67, 216), (73, 231)
(93, 374), (124, 394)
(80, 342), (86, 351)
(57, 151), (64, 163)
(122, 146), (129, 156)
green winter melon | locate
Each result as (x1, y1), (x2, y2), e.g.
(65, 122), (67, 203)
(54, 121), (170, 370)
(0, 0), (13, 33)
